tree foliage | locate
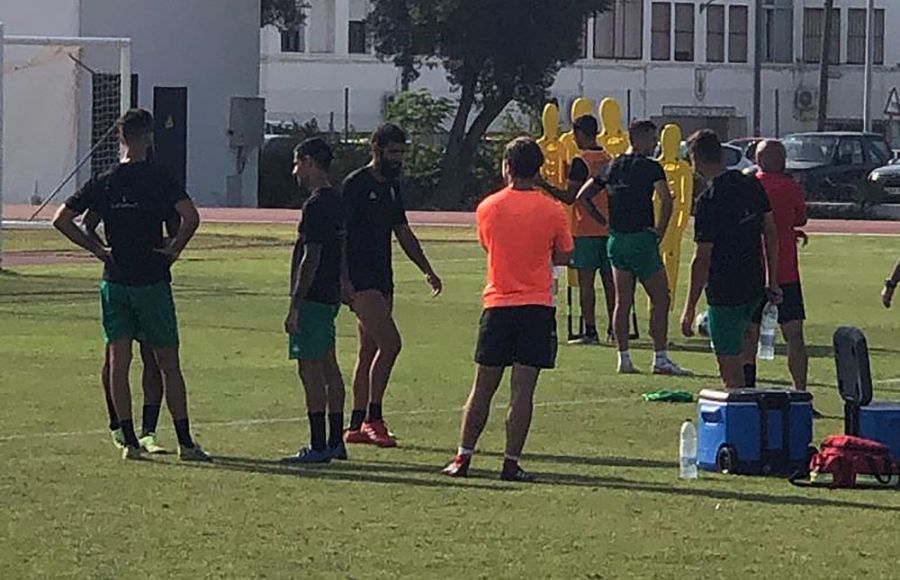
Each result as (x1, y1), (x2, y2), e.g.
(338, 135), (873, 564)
(369, 0), (610, 206)
(261, 0), (306, 30)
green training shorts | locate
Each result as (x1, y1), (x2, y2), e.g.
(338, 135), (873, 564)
(288, 300), (340, 361)
(100, 280), (179, 347)
(607, 230), (664, 282)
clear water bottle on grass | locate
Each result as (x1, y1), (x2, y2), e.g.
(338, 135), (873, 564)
(679, 420), (698, 480)
(758, 303), (778, 361)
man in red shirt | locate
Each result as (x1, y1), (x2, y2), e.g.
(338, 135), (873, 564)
(747, 140), (809, 394)
(442, 137), (574, 482)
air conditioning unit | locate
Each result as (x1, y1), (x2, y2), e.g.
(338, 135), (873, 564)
(794, 88), (817, 112)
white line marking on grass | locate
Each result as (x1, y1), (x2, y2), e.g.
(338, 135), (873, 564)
(875, 378), (900, 384)
(0, 396), (633, 444)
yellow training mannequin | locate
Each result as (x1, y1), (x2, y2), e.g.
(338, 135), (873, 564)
(598, 97), (630, 158)
(537, 103), (566, 188)
(560, 97), (594, 165)
(654, 123), (694, 305)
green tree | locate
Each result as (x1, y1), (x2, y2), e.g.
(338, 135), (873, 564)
(261, 0), (306, 30)
(369, 0), (610, 206)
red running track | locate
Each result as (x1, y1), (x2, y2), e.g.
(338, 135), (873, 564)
(4, 204), (899, 234)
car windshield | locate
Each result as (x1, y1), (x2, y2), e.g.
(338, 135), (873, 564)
(783, 135), (837, 163)
(867, 138), (892, 165)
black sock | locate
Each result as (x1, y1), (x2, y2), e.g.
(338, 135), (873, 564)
(743, 364), (757, 389)
(174, 418), (194, 448)
(119, 419), (139, 447)
(309, 412), (327, 451)
(140, 404), (161, 437)
(367, 403), (383, 423)
(105, 393), (120, 431)
(585, 324), (598, 337)
(328, 412), (344, 448)
(349, 409), (366, 431)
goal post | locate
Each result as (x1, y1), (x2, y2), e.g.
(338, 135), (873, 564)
(0, 31), (132, 269)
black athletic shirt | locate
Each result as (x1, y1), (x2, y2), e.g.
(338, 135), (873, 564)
(291, 187), (345, 305)
(341, 166), (408, 293)
(694, 170), (772, 306)
(64, 161), (189, 286)
(595, 154), (666, 233)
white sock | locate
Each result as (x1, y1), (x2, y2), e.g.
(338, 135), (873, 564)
(458, 447), (474, 457)
(618, 350), (632, 364)
(655, 350), (668, 364)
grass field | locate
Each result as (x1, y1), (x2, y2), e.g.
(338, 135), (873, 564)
(1, 223), (899, 579)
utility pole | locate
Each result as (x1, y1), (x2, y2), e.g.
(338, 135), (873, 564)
(862, 0), (875, 132)
(753, 0), (763, 136)
(817, 0), (835, 131)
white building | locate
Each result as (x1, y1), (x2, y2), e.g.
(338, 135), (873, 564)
(261, 0), (900, 142)
(1, 0), (262, 207)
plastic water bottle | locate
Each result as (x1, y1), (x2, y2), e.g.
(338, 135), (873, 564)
(679, 420), (698, 480)
(758, 303), (778, 361)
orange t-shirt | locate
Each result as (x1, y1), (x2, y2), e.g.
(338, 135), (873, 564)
(570, 149), (611, 238)
(477, 186), (574, 308)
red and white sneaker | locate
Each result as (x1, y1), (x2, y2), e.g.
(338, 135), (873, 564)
(441, 455), (471, 477)
(344, 428), (373, 445)
(361, 420), (397, 448)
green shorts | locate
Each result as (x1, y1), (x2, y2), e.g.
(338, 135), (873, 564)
(707, 297), (764, 356)
(100, 280), (179, 347)
(607, 231), (664, 282)
(289, 301), (340, 361)
(571, 236), (611, 272)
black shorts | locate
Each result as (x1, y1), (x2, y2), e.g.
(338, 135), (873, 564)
(752, 281), (806, 324)
(474, 306), (558, 369)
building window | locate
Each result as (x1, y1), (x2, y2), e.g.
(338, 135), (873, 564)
(651, 2), (671, 61)
(579, 18), (588, 59)
(309, 0), (336, 54)
(594, 0), (643, 60)
(848, 8), (885, 65)
(348, 20), (367, 54)
(803, 7), (840, 64)
(674, 3), (694, 62)
(763, 0), (793, 63)
(728, 5), (748, 63)
(280, 29), (304, 53)
(706, 5), (724, 63)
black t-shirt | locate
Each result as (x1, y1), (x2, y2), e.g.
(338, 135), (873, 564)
(568, 158), (590, 184)
(291, 187), (345, 305)
(64, 162), (189, 286)
(694, 170), (772, 306)
(341, 166), (408, 293)
(596, 154), (666, 233)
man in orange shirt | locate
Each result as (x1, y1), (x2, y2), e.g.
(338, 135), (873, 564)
(442, 137), (574, 482)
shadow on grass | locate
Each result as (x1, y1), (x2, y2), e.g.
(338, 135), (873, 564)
(157, 453), (899, 512)
(401, 445), (678, 470)
(156, 454), (512, 492)
(532, 470), (900, 512)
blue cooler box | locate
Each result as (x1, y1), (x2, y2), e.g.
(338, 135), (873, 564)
(697, 388), (814, 475)
(859, 402), (900, 458)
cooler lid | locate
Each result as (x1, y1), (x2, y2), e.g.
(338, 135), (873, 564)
(833, 326), (873, 406)
(699, 388), (813, 403)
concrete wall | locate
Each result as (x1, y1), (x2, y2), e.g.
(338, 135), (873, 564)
(80, 0), (261, 206)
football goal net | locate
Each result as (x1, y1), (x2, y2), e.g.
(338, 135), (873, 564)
(0, 26), (131, 268)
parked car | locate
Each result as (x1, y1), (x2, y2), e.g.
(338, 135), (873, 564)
(657, 142), (753, 171)
(781, 132), (893, 201)
(727, 137), (768, 163)
(867, 158), (900, 203)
